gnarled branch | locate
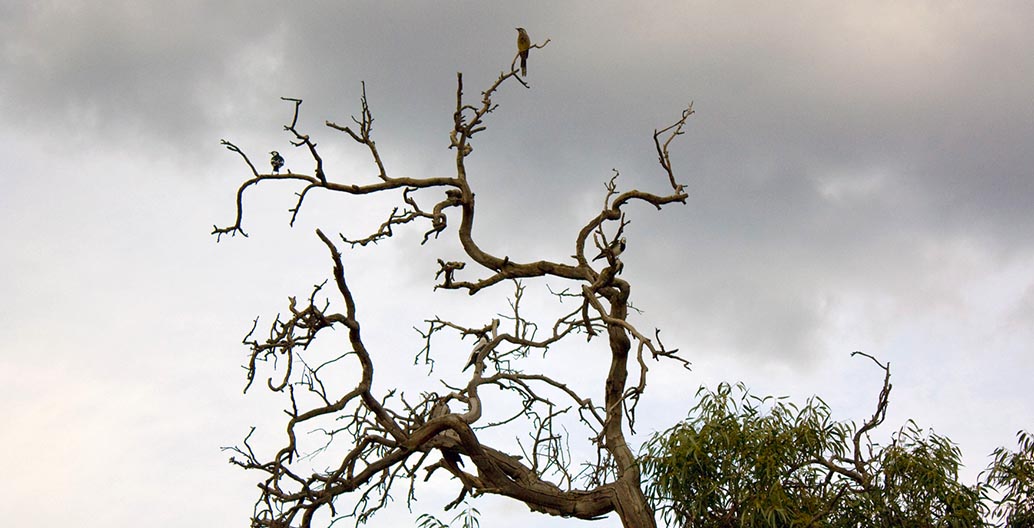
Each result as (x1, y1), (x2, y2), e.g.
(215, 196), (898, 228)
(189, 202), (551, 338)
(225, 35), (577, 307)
(217, 43), (694, 528)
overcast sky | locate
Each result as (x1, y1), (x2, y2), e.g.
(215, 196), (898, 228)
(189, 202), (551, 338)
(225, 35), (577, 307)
(2, 2), (1032, 526)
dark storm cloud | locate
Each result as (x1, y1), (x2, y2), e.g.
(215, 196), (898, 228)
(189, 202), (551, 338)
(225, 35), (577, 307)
(275, 1), (1033, 361)
(1, 1), (284, 148)
(4, 0), (1031, 361)
(473, 2), (1034, 361)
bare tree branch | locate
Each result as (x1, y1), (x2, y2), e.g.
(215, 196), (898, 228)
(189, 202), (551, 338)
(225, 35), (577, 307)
(216, 42), (694, 528)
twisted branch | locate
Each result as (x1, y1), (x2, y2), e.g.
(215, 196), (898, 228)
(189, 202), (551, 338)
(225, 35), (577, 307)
(217, 44), (694, 528)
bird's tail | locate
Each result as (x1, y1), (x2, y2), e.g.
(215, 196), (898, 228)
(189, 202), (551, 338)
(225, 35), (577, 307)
(521, 55), (527, 76)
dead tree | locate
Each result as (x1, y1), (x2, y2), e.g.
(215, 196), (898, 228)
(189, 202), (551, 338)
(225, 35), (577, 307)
(215, 41), (693, 528)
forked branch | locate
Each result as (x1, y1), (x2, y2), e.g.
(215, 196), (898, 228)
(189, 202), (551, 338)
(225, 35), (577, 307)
(218, 44), (694, 528)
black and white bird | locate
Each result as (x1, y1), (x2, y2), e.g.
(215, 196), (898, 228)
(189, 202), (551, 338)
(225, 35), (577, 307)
(463, 318), (500, 372)
(270, 151), (285, 174)
(463, 335), (488, 372)
(593, 237), (626, 262)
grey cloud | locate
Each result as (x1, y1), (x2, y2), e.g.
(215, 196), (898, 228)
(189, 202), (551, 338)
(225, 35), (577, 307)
(1, 2), (285, 150)
(244, 2), (1032, 368)
(4, 3), (1033, 525)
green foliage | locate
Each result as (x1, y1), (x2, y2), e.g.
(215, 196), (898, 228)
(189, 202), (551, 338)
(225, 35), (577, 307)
(640, 382), (989, 528)
(982, 431), (1034, 528)
(836, 422), (984, 527)
(416, 502), (480, 528)
(640, 382), (850, 527)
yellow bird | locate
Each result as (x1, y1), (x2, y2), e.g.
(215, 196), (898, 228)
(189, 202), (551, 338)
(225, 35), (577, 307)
(516, 27), (531, 76)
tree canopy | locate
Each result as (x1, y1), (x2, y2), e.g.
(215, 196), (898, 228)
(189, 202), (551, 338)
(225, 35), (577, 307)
(639, 354), (1033, 528)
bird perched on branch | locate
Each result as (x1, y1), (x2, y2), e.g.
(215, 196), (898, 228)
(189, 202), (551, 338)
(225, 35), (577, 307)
(463, 319), (500, 372)
(270, 151), (285, 174)
(464, 335), (488, 372)
(593, 237), (627, 262)
(429, 396), (464, 469)
(516, 27), (531, 76)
